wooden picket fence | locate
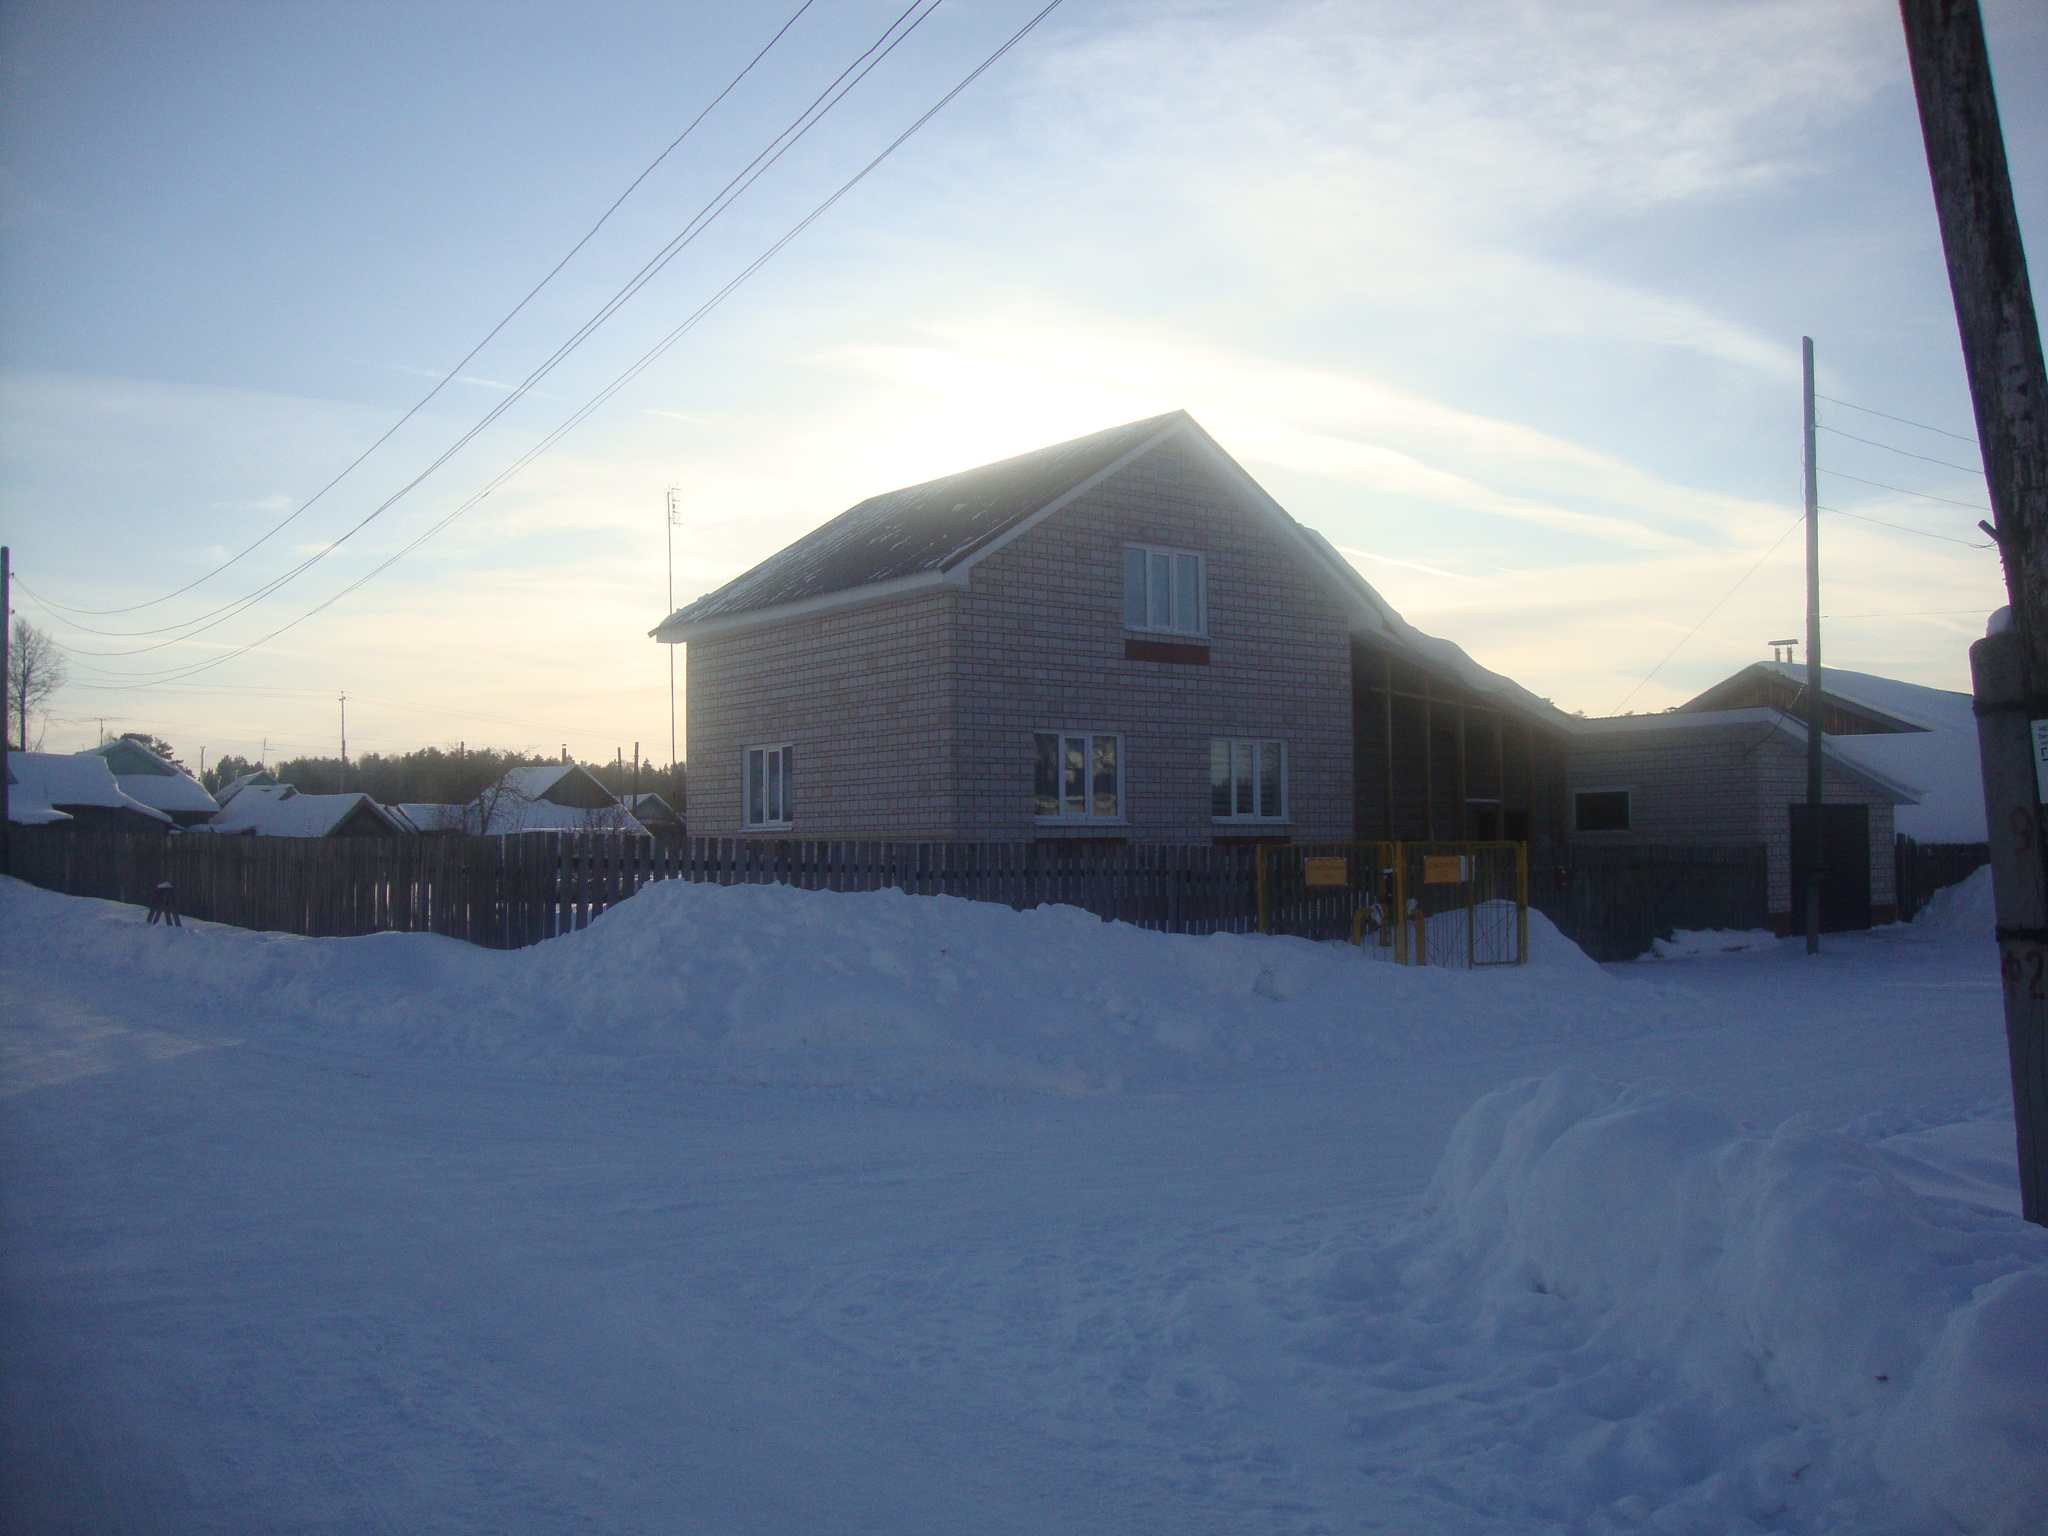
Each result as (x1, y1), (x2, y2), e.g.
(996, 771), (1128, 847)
(5, 827), (1262, 948)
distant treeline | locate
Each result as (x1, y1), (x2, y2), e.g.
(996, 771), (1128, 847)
(206, 746), (685, 808)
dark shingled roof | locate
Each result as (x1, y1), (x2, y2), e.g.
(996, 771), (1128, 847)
(662, 412), (1185, 629)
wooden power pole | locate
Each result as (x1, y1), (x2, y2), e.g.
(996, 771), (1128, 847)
(1, 546), (10, 878)
(1901, 0), (2048, 1224)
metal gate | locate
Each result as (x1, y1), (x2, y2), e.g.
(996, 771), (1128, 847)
(1256, 842), (1528, 967)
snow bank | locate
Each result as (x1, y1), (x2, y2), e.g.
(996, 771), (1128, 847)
(1912, 863), (1995, 939)
(5, 875), (1664, 1098)
(1648, 927), (1779, 959)
(1290, 1071), (2047, 1533)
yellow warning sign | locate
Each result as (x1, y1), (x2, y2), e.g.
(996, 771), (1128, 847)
(1423, 855), (1468, 885)
(1302, 857), (1349, 887)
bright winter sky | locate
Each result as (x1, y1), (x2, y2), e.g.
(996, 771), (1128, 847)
(1, 0), (2043, 767)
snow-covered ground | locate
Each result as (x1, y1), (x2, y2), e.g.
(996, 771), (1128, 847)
(1, 870), (2040, 1534)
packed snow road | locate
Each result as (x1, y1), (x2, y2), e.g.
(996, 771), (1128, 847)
(0, 874), (2040, 1534)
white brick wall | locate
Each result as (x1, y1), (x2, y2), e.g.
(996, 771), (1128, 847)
(1564, 721), (1899, 917)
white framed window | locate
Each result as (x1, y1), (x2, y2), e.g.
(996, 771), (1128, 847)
(1211, 739), (1287, 821)
(1123, 544), (1206, 635)
(745, 743), (793, 828)
(1034, 732), (1123, 821)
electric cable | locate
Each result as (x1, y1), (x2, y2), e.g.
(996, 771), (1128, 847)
(1609, 512), (1805, 715)
(1815, 424), (1983, 476)
(1821, 505), (1994, 547)
(29, 0), (819, 619)
(1817, 469), (1990, 511)
(32, 0), (945, 655)
(73, 0), (1069, 692)
(1814, 394), (1979, 446)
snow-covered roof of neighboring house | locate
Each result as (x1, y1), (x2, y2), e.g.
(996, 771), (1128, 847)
(1571, 707), (1924, 806)
(624, 792), (680, 819)
(486, 799), (646, 836)
(652, 412), (1576, 731)
(206, 785), (407, 837)
(1676, 662), (1983, 841)
(82, 741), (219, 815)
(214, 768), (279, 808)
(391, 802), (465, 834)
(7, 752), (174, 824)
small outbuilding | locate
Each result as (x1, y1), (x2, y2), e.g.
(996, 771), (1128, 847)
(83, 739), (219, 828)
(206, 784), (410, 838)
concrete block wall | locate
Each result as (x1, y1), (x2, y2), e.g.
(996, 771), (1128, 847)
(950, 440), (1355, 842)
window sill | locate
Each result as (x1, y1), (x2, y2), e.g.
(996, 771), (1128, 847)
(1125, 638), (1210, 665)
(1212, 818), (1291, 826)
(741, 824), (795, 833)
(1034, 818), (1128, 827)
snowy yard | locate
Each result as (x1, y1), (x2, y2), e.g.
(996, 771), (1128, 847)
(1, 872), (2041, 1535)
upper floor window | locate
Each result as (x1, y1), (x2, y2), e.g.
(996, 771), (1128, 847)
(1212, 739), (1286, 821)
(1123, 545), (1205, 635)
(745, 744), (793, 828)
(1035, 732), (1123, 821)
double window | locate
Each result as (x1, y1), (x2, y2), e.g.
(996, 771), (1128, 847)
(1211, 739), (1286, 821)
(1035, 733), (1122, 821)
(1123, 545), (1205, 635)
(745, 744), (793, 828)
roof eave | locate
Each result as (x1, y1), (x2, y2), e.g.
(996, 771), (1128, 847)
(653, 568), (960, 643)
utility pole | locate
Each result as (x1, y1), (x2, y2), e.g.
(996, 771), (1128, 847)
(2, 546), (11, 877)
(666, 486), (681, 803)
(1803, 338), (1824, 956)
(1901, 0), (2048, 1224)
(339, 692), (349, 786)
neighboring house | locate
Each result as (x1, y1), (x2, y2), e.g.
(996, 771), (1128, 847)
(204, 784), (410, 838)
(6, 752), (175, 832)
(83, 739), (219, 828)
(653, 412), (1575, 845)
(397, 765), (644, 836)
(1678, 661), (1984, 843)
(213, 768), (280, 810)
(622, 792), (684, 836)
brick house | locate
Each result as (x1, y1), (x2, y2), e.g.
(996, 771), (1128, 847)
(654, 412), (1574, 845)
(1565, 706), (1919, 931)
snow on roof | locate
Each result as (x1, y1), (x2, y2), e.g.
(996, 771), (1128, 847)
(486, 799), (646, 836)
(497, 765), (580, 801)
(207, 785), (404, 837)
(1680, 663), (1984, 841)
(1572, 708), (1923, 805)
(658, 414), (1183, 633)
(214, 769), (279, 808)
(651, 412), (1575, 731)
(80, 744), (218, 814)
(391, 803), (466, 833)
(8, 752), (173, 822)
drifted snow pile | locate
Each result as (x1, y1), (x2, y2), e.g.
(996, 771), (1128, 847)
(4, 876), (1670, 1096)
(1274, 1071), (2047, 1534)
(1911, 863), (1996, 939)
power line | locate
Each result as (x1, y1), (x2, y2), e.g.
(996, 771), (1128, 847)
(1814, 394), (1979, 445)
(1609, 513), (1805, 715)
(75, 0), (1070, 692)
(1816, 423), (1983, 475)
(1817, 468), (1991, 511)
(1821, 504), (1995, 546)
(29, 0), (819, 621)
(33, 0), (941, 654)
(1821, 608), (1995, 618)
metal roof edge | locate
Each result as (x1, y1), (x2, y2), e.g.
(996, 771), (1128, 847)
(653, 568), (956, 643)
